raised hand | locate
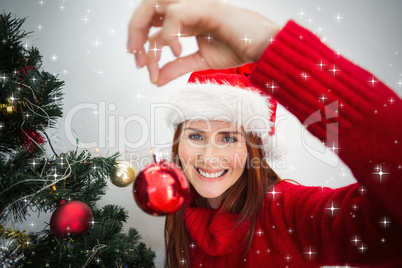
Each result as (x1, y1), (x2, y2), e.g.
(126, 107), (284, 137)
(127, 0), (280, 86)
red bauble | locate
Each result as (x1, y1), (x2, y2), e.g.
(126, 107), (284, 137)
(133, 160), (189, 216)
(50, 201), (93, 237)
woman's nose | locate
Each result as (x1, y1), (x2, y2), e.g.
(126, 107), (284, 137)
(200, 144), (222, 167)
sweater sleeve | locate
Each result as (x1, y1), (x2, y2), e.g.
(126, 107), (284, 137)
(249, 21), (402, 266)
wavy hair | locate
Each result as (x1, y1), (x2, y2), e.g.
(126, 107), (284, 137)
(164, 122), (283, 268)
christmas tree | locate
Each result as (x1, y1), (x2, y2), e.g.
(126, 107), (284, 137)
(0, 12), (155, 267)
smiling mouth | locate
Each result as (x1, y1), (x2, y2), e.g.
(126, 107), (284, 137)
(194, 167), (228, 179)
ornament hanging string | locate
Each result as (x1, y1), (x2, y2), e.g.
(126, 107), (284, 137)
(18, 98), (48, 154)
(82, 240), (107, 268)
(13, 80), (40, 104)
(0, 156), (73, 219)
(0, 153), (72, 196)
(19, 96), (57, 155)
(0, 150), (99, 219)
(24, 97), (53, 121)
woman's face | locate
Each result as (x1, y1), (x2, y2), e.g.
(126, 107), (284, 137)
(178, 120), (248, 200)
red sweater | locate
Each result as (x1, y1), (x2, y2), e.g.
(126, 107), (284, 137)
(184, 21), (402, 267)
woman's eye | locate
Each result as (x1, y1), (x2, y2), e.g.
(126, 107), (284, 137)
(224, 136), (237, 143)
(189, 134), (202, 140)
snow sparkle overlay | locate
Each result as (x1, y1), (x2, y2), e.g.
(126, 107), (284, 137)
(1, 1), (401, 267)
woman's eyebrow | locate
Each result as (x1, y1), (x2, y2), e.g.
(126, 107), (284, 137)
(183, 128), (244, 136)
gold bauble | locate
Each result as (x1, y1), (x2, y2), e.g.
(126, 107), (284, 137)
(110, 161), (136, 187)
(1, 105), (17, 116)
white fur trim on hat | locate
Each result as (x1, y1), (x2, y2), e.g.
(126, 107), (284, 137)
(164, 82), (286, 161)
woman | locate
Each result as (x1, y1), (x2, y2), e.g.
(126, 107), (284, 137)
(128, 0), (402, 267)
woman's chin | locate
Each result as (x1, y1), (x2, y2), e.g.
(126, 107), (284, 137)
(195, 188), (222, 199)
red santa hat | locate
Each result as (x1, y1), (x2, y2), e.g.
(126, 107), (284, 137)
(165, 64), (283, 160)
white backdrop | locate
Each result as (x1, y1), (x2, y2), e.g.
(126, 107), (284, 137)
(2, 0), (402, 267)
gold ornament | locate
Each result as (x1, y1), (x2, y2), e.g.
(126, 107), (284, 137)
(1, 103), (17, 116)
(110, 161), (136, 187)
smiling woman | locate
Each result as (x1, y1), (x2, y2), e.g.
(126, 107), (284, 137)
(128, 1), (402, 267)
(178, 120), (249, 204)
(163, 66), (283, 267)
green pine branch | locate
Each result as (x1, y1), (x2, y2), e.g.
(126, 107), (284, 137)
(0, 150), (119, 223)
(0, 11), (156, 267)
(25, 205), (156, 267)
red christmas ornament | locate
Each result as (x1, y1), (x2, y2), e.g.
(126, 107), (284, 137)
(50, 201), (93, 237)
(133, 160), (189, 216)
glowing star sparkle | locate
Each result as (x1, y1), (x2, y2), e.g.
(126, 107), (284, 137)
(372, 164), (389, 183)
(52, 169), (59, 180)
(204, 33), (213, 42)
(132, 89), (146, 104)
(150, 42), (162, 58)
(368, 77), (378, 87)
(82, 17), (90, 24)
(92, 39), (102, 49)
(317, 60), (326, 70)
(239, 34), (252, 47)
(268, 186), (281, 200)
(9, 94), (17, 103)
(334, 12), (344, 23)
(265, 81), (279, 93)
(301, 72), (309, 81)
(298, 9), (306, 18)
(325, 201), (340, 217)
(329, 142), (340, 153)
(172, 27), (188, 41)
(358, 243), (368, 254)
(303, 246), (318, 261)
(380, 217), (391, 228)
(351, 235), (361, 245)
(329, 65), (340, 76)
(319, 95), (327, 103)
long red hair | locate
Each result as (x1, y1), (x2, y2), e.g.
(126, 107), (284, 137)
(165, 122), (283, 268)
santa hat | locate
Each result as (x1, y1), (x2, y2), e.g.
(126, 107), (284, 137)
(164, 64), (284, 161)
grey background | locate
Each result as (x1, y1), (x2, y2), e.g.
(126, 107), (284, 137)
(2, 0), (401, 267)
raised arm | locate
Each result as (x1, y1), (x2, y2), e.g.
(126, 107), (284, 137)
(250, 21), (402, 266)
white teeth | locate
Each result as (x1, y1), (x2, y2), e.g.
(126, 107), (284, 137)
(197, 168), (226, 179)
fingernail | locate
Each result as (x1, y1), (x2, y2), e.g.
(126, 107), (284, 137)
(126, 39), (132, 52)
(151, 72), (159, 84)
(135, 55), (140, 69)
